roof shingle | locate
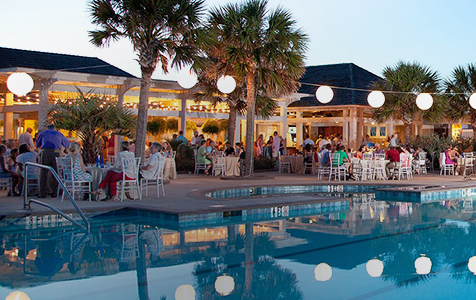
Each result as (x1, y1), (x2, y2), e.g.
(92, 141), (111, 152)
(0, 47), (135, 78)
(290, 63), (381, 108)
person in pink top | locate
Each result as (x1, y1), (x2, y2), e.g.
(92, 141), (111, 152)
(272, 131), (281, 159)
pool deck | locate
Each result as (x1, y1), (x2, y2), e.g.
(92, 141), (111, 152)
(1, 171), (476, 219)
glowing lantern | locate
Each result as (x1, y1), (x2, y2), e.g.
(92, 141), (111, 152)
(469, 93), (476, 109)
(217, 76), (236, 94)
(7, 72), (34, 96)
(5, 291), (31, 300)
(314, 263), (332, 281)
(175, 284), (196, 300)
(315, 86), (333, 103)
(414, 255), (432, 275)
(416, 93), (433, 110)
(367, 91), (385, 108)
(215, 275), (235, 296)
(366, 258), (384, 277)
(468, 256), (476, 274)
(177, 70), (198, 89)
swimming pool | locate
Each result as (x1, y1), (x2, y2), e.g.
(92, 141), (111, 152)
(1, 191), (476, 300)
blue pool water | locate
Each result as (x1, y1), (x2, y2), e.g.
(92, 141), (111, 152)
(2, 190), (476, 299)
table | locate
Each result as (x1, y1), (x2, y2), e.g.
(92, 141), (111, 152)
(85, 166), (109, 198)
(283, 156), (304, 174)
(163, 158), (177, 180)
(213, 156), (240, 176)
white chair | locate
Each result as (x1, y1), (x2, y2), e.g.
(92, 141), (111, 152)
(193, 149), (207, 175)
(374, 153), (386, 160)
(117, 157), (141, 201)
(351, 158), (363, 181)
(362, 153), (373, 161)
(213, 156), (226, 176)
(56, 157), (91, 202)
(439, 153), (455, 176)
(214, 151), (225, 157)
(329, 153), (347, 181)
(393, 153), (412, 180)
(278, 153), (290, 173)
(361, 159), (373, 181)
(140, 155), (165, 198)
(463, 154), (474, 177)
(373, 159), (387, 180)
(317, 152), (330, 180)
(0, 178), (12, 194)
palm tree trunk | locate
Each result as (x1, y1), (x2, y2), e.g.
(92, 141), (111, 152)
(135, 68), (153, 162)
(228, 104), (237, 144)
(404, 122), (412, 143)
(244, 72), (257, 177)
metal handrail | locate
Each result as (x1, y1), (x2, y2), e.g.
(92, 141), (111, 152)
(23, 162), (90, 231)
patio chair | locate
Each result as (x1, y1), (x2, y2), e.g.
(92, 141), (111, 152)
(393, 153), (412, 180)
(373, 159), (387, 180)
(329, 153), (347, 181)
(193, 149), (207, 175)
(303, 152), (316, 174)
(463, 153), (474, 177)
(439, 153), (454, 176)
(212, 156), (226, 176)
(317, 152), (330, 180)
(140, 154), (165, 198)
(117, 157), (141, 201)
(214, 151), (225, 157)
(56, 157), (91, 202)
(278, 153), (290, 173)
(351, 158), (363, 181)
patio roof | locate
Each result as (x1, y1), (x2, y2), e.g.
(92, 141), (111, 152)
(0, 47), (135, 78)
(290, 63), (382, 108)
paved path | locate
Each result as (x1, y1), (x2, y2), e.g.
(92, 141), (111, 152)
(0, 171), (474, 218)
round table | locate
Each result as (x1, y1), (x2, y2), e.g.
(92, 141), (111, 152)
(283, 156), (304, 174)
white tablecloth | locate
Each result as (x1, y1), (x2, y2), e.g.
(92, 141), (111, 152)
(163, 158), (177, 180)
(213, 156), (240, 176)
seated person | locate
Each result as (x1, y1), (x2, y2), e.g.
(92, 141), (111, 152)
(356, 145), (366, 159)
(333, 145), (352, 175)
(319, 144), (332, 165)
(92, 141), (135, 201)
(386, 146), (400, 178)
(224, 142), (235, 156)
(303, 143), (313, 163)
(197, 140), (212, 175)
(140, 142), (162, 179)
(16, 144), (38, 195)
(162, 141), (172, 158)
(66, 142), (92, 182)
(0, 145), (19, 196)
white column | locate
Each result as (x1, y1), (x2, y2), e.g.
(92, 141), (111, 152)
(37, 78), (56, 131)
(296, 112), (303, 150)
(178, 96), (187, 132)
(281, 101), (288, 144)
(388, 119), (394, 137)
(234, 117), (241, 144)
(4, 93), (13, 139)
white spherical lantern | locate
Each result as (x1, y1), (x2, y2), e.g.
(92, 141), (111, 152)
(416, 93), (433, 110)
(5, 291), (31, 300)
(215, 275), (235, 296)
(469, 93), (476, 109)
(366, 258), (384, 277)
(315, 86), (334, 103)
(217, 76), (236, 94)
(468, 256), (476, 274)
(314, 263), (332, 281)
(414, 256), (432, 275)
(7, 72), (34, 96)
(175, 284), (196, 300)
(177, 70), (198, 89)
(367, 91), (385, 108)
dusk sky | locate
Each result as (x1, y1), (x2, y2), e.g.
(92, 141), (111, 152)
(3, 0), (476, 83)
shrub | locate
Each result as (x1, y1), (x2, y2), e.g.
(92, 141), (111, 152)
(175, 144), (195, 172)
(254, 156), (275, 170)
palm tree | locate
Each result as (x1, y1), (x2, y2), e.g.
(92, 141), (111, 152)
(205, 0), (307, 176)
(88, 0), (205, 161)
(445, 64), (476, 140)
(371, 61), (445, 140)
(49, 91), (136, 163)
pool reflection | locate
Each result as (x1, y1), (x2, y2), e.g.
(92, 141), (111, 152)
(2, 196), (476, 299)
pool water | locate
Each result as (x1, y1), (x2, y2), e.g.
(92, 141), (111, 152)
(2, 192), (476, 300)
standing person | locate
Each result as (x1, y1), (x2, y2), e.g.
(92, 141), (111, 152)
(67, 131), (78, 144)
(272, 131), (281, 160)
(190, 131), (200, 146)
(18, 128), (35, 149)
(235, 142), (246, 176)
(35, 124), (70, 198)
(389, 133), (398, 147)
(256, 134), (264, 157)
(107, 133), (115, 160)
(176, 131), (188, 145)
(302, 134), (315, 148)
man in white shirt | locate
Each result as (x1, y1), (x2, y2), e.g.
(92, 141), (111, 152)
(19, 128), (35, 149)
(272, 131), (281, 158)
(140, 142), (162, 179)
(190, 131), (200, 146)
(318, 136), (330, 149)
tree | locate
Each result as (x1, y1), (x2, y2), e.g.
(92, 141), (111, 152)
(205, 0), (307, 176)
(49, 91), (136, 163)
(371, 61), (445, 139)
(445, 64), (476, 140)
(88, 0), (205, 161)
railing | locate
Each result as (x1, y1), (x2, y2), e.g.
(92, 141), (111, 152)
(23, 162), (90, 231)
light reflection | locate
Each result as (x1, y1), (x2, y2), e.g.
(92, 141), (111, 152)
(415, 256), (432, 275)
(366, 259), (384, 277)
(314, 263), (332, 281)
(175, 284), (195, 300)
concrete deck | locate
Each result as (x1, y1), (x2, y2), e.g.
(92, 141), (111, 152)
(1, 171), (475, 219)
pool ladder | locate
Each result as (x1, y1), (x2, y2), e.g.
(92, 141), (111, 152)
(23, 162), (90, 231)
